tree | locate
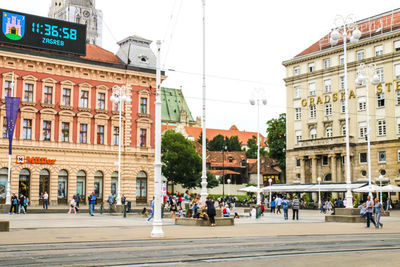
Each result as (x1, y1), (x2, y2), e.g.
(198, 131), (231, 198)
(208, 135), (242, 151)
(208, 134), (225, 151)
(197, 132), (209, 149)
(266, 113), (286, 180)
(226, 136), (242, 151)
(194, 171), (219, 188)
(162, 130), (202, 189)
(245, 135), (267, 159)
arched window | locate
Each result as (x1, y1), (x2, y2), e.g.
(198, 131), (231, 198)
(310, 128), (317, 139)
(94, 171), (103, 198)
(19, 168), (30, 199)
(0, 168), (8, 202)
(39, 169), (50, 200)
(76, 170), (86, 199)
(58, 170), (68, 202)
(324, 173), (332, 182)
(136, 171), (147, 203)
(111, 171), (118, 196)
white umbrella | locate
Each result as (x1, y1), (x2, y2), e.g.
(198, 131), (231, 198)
(381, 184), (400, 192)
(353, 184), (380, 193)
(238, 186), (262, 193)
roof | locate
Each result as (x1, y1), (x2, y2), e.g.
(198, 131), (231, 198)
(208, 151), (247, 168)
(248, 156), (280, 175)
(293, 9), (400, 59)
(208, 169), (241, 176)
(161, 125), (266, 146)
(82, 44), (122, 65)
(161, 87), (195, 123)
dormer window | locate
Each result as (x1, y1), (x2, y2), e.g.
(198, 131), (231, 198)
(228, 157), (233, 163)
(138, 55), (148, 63)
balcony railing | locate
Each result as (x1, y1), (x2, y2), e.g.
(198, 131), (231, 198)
(298, 136), (354, 148)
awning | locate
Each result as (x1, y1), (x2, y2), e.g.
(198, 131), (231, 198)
(380, 184), (400, 192)
(238, 186), (262, 193)
(353, 184), (381, 193)
(261, 183), (366, 193)
(306, 183), (366, 192)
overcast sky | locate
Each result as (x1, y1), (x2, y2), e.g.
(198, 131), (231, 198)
(3, 1), (400, 135)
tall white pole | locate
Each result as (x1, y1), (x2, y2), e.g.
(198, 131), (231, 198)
(256, 100), (261, 205)
(343, 31), (353, 208)
(200, 0), (208, 204)
(151, 40), (164, 237)
(5, 72), (15, 205)
(366, 80), (372, 198)
(117, 98), (122, 205)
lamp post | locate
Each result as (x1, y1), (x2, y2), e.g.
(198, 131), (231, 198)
(250, 90), (267, 206)
(377, 175), (383, 203)
(355, 63), (380, 198)
(317, 177), (321, 209)
(329, 14), (362, 208)
(110, 85), (131, 205)
(222, 144), (227, 201)
(268, 178), (272, 206)
(227, 178), (231, 197)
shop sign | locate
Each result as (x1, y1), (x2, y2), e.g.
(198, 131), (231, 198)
(16, 155), (56, 164)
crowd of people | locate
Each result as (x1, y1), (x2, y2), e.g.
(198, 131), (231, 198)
(8, 193), (28, 215)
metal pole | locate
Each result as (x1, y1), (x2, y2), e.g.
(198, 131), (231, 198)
(343, 31), (353, 208)
(117, 95), (122, 205)
(366, 80), (372, 198)
(200, 0), (208, 204)
(151, 40), (164, 237)
(318, 180), (321, 208)
(6, 155), (11, 205)
(256, 100), (261, 205)
(222, 148), (225, 200)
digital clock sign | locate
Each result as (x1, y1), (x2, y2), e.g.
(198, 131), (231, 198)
(0, 9), (86, 55)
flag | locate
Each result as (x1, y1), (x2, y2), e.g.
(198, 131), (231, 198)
(5, 97), (20, 155)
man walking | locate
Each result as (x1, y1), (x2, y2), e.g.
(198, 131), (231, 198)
(365, 195), (374, 228)
(292, 196), (300, 220)
(275, 195), (282, 214)
(74, 193), (81, 208)
(147, 197), (155, 222)
(9, 193), (18, 215)
(42, 191), (49, 210)
(282, 196), (290, 220)
(108, 194), (114, 213)
(89, 192), (96, 216)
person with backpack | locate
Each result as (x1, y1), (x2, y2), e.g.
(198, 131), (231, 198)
(292, 196), (300, 220)
(9, 193), (18, 215)
(270, 197), (276, 213)
(108, 194), (114, 213)
(89, 192), (96, 216)
(282, 196), (290, 220)
(223, 205), (230, 217)
(18, 194), (26, 214)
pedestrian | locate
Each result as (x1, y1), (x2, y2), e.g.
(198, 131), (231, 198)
(320, 199), (326, 214)
(107, 194), (114, 213)
(260, 203), (265, 215)
(74, 193), (81, 208)
(358, 202), (376, 227)
(170, 197), (177, 219)
(18, 194), (26, 214)
(184, 190), (190, 203)
(326, 200), (333, 212)
(42, 191), (49, 210)
(292, 196), (300, 220)
(223, 205), (230, 217)
(147, 197), (155, 222)
(270, 197), (276, 213)
(275, 195), (282, 214)
(121, 194), (126, 205)
(68, 197), (77, 214)
(89, 191), (96, 216)
(365, 195), (374, 228)
(374, 198), (384, 229)
(386, 198), (392, 212)
(9, 193), (18, 214)
(178, 206), (184, 218)
(250, 206), (256, 219)
(192, 201), (199, 218)
(282, 196), (290, 220)
(177, 192), (182, 208)
(205, 196), (216, 227)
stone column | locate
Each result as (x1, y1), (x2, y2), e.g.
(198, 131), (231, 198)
(30, 170), (40, 206)
(331, 155), (337, 183)
(49, 169), (58, 206)
(300, 157), (306, 184)
(311, 156), (317, 184)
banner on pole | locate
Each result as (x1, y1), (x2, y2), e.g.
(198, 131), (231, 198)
(5, 96), (20, 155)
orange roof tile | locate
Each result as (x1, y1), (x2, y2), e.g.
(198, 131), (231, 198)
(81, 44), (122, 65)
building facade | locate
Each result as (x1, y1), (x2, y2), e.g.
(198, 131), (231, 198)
(283, 9), (400, 200)
(0, 40), (159, 205)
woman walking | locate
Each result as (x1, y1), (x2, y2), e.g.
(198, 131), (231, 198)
(205, 196), (216, 227)
(374, 198), (384, 228)
(68, 197), (77, 214)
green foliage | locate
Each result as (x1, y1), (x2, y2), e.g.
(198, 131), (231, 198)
(354, 193), (362, 207)
(208, 134), (225, 151)
(266, 113), (286, 179)
(208, 135), (242, 151)
(197, 132), (209, 148)
(162, 130), (202, 189)
(207, 194), (248, 202)
(245, 135), (267, 159)
(226, 136), (242, 151)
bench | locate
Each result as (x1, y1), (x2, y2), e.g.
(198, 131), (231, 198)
(175, 217), (234, 226)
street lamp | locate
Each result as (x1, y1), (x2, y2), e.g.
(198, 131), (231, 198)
(329, 14), (362, 208)
(268, 178), (272, 206)
(377, 175), (384, 203)
(355, 63), (380, 198)
(222, 144), (227, 201)
(250, 89), (267, 206)
(317, 177), (321, 209)
(110, 85), (131, 205)
(227, 178), (231, 197)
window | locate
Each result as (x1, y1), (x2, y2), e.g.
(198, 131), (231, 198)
(310, 128), (317, 139)
(61, 122), (69, 142)
(24, 83), (34, 102)
(140, 97), (147, 113)
(294, 86), (301, 98)
(324, 79), (331, 93)
(2, 117), (7, 138)
(380, 169), (386, 176)
(310, 105), (316, 118)
(398, 149), (400, 162)
(326, 127), (332, 137)
(358, 97), (366, 111)
(295, 131), (302, 144)
(341, 100), (346, 113)
(308, 63), (315, 72)
(308, 82), (316, 96)
(324, 58), (330, 69)
(375, 45), (383, 56)
(97, 93), (105, 110)
(80, 124), (87, 143)
(61, 88), (71, 106)
(325, 103), (332, 116)
(322, 156), (328, 166)
(43, 121), (51, 141)
(395, 40), (400, 51)
(80, 90), (89, 108)
(342, 125), (346, 136)
(113, 126), (119, 145)
(395, 64), (400, 79)
(43, 86), (53, 104)
(97, 125), (104, 145)
(294, 66), (300, 75)
(359, 122), (367, 138)
(339, 76), (345, 90)
(378, 151), (386, 162)
(4, 81), (12, 97)
(397, 91), (400, 105)
(296, 159), (301, 167)
(140, 129), (147, 147)
(376, 68), (384, 82)
(339, 55), (344, 65)
(23, 119), (32, 140)
(295, 108), (301, 120)
(397, 118), (400, 134)
(377, 93), (385, 108)
(228, 157), (233, 163)
(377, 120), (386, 136)
(359, 152), (367, 163)
(357, 50), (365, 61)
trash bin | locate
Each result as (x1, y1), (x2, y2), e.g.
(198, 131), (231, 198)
(127, 201), (131, 212)
(256, 206), (261, 219)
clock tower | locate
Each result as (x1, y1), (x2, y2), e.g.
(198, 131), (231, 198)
(48, 0), (103, 46)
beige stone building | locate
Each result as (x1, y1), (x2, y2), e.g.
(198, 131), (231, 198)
(283, 9), (400, 200)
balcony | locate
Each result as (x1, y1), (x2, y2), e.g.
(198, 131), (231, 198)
(298, 136), (354, 148)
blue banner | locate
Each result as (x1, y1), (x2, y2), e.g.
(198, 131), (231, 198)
(5, 96), (20, 155)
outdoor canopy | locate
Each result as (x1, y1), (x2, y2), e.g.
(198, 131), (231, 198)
(353, 184), (381, 193)
(380, 184), (400, 192)
(237, 185), (262, 193)
(261, 183), (366, 193)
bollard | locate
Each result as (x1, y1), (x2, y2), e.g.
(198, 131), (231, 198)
(161, 203), (164, 219)
(123, 205), (127, 218)
(256, 206), (261, 219)
(109, 203), (112, 214)
(100, 203), (103, 215)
